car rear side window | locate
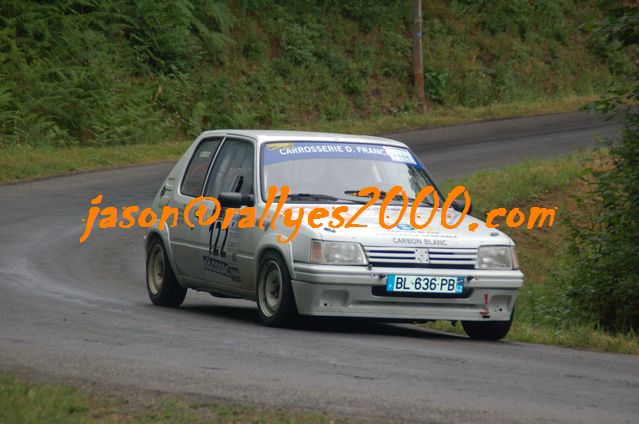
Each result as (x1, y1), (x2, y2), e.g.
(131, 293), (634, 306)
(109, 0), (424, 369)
(204, 139), (254, 198)
(181, 137), (223, 197)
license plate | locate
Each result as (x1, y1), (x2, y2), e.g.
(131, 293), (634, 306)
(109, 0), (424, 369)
(386, 275), (465, 294)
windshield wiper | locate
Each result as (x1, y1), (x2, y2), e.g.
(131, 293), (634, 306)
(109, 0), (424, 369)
(344, 189), (434, 207)
(276, 193), (367, 204)
(344, 189), (371, 197)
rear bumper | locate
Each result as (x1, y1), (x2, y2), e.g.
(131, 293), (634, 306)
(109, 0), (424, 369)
(291, 263), (523, 321)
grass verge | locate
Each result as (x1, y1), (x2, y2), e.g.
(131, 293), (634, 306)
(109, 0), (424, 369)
(288, 95), (596, 134)
(0, 96), (594, 185)
(0, 374), (343, 424)
(427, 150), (639, 354)
(0, 141), (191, 185)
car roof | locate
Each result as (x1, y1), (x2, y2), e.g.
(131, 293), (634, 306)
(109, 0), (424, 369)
(197, 129), (408, 148)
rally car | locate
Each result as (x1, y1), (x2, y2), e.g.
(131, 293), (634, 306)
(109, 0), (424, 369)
(145, 130), (523, 340)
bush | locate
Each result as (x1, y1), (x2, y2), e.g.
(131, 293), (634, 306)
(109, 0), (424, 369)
(0, 0), (233, 147)
(560, 3), (639, 332)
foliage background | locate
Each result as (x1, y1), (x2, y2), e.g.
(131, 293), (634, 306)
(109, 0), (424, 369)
(0, 0), (622, 148)
(558, 1), (639, 333)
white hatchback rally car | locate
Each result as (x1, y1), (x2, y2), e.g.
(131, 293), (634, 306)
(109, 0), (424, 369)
(145, 130), (524, 340)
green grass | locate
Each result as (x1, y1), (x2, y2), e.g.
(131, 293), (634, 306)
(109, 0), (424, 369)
(0, 95), (593, 185)
(287, 95), (597, 134)
(425, 320), (639, 354)
(426, 151), (639, 354)
(0, 142), (190, 184)
(441, 148), (595, 216)
(0, 375), (343, 424)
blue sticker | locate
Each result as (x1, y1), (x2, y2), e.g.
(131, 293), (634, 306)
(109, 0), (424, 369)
(263, 142), (421, 167)
(456, 276), (465, 293)
(386, 275), (396, 291)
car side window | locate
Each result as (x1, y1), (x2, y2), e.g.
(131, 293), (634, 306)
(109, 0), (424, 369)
(204, 139), (254, 198)
(181, 137), (223, 197)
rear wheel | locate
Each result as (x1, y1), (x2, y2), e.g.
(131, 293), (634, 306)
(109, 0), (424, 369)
(462, 310), (514, 341)
(256, 252), (298, 327)
(146, 238), (187, 307)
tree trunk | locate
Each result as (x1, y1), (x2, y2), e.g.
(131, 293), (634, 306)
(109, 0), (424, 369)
(412, 0), (427, 113)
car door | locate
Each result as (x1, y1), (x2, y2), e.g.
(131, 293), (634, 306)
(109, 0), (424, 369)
(169, 136), (223, 280)
(190, 137), (256, 291)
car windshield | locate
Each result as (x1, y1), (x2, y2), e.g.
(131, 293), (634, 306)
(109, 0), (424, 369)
(261, 141), (437, 205)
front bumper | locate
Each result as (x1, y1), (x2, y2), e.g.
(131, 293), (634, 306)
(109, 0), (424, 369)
(291, 263), (523, 321)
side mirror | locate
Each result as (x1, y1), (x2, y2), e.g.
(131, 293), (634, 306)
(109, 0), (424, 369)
(218, 192), (255, 208)
(453, 199), (473, 215)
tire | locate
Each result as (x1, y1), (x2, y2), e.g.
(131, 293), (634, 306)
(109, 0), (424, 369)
(146, 238), (187, 307)
(256, 251), (298, 327)
(462, 309), (514, 341)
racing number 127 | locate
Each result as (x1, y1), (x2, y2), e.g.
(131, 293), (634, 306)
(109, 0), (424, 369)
(209, 220), (229, 257)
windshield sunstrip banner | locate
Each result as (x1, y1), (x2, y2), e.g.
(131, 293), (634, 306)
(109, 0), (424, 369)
(262, 142), (420, 166)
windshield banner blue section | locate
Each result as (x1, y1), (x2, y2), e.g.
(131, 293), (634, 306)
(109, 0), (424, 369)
(262, 142), (421, 167)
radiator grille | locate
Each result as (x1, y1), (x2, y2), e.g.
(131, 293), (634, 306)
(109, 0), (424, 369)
(364, 246), (477, 269)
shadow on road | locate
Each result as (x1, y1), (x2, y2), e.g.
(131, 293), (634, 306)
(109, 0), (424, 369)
(179, 300), (466, 341)
(181, 303), (261, 325)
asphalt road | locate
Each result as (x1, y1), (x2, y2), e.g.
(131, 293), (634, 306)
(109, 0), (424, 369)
(1, 112), (636, 423)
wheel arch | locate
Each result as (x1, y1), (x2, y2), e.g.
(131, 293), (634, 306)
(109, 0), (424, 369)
(145, 230), (163, 251)
(255, 242), (294, 281)
(145, 229), (188, 288)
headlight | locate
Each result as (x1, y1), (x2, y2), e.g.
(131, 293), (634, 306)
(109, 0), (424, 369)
(476, 245), (516, 270)
(511, 246), (519, 270)
(309, 240), (367, 265)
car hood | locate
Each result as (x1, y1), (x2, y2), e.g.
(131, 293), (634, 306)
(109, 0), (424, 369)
(281, 203), (512, 249)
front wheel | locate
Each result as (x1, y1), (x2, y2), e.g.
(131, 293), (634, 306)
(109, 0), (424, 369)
(256, 252), (298, 327)
(462, 310), (514, 341)
(146, 238), (187, 307)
